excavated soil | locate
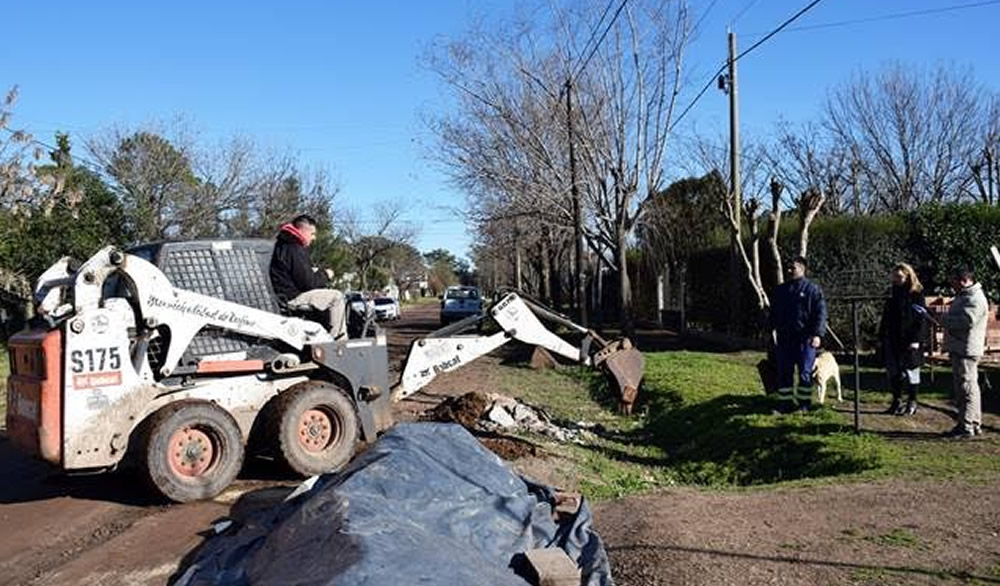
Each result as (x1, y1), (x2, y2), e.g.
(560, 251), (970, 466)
(477, 436), (538, 461)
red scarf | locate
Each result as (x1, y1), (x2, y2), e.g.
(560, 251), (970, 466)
(280, 223), (307, 245)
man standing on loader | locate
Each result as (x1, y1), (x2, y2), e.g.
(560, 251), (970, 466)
(270, 214), (348, 339)
(770, 256), (827, 413)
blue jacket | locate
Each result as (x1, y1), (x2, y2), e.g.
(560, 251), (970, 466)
(771, 277), (827, 341)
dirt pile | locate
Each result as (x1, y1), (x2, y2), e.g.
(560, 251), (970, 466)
(425, 391), (491, 428)
(424, 392), (596, 445)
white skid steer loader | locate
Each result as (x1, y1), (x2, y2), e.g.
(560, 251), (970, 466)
(6, 240), (643, 503)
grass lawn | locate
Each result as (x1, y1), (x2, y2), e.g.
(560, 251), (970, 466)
(497, 350), (1000, 500)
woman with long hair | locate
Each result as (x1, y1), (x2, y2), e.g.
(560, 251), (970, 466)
(878, 263), (928, 416)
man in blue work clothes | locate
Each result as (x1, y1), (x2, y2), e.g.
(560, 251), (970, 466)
(770, 256), (827, 413)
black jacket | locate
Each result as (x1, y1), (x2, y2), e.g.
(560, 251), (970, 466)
(770, 277), (827, 342)
(270, 230), (327, 302)
(879, 286), (927, 368)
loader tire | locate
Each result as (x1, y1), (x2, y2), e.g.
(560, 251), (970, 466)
(273, 381), (359, 477)
(272, 381), (360, 476)
(142, 401), (245, 503)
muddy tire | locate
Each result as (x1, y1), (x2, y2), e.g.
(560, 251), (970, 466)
(273, 381), (359, 477)
(142, 401), (245, 503)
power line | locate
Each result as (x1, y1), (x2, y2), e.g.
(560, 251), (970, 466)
(571, 0), (629, 83)
(574, 0), (617, 73)
(692, 0), (720, 36)
(730, 0), (761, 26)
(668, 0), (825, 133)
(763, 0), (1000, 34)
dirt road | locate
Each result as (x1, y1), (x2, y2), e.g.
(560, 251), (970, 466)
(0, 303), (445, 586)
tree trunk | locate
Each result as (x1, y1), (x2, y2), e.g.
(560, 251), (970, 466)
(514, 242), (523, 291)
(679, 261), (687, 333)
(617, 230), (634, 338)
(595, 251), (604, 325)
(540, 228), (551, 304)
(798, 188), (826, 258)
(767, 179), (784, 288)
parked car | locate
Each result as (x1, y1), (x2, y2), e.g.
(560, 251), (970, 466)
(373, 297), (400, 321)
(440, 285), (483, 325)
(345, 291), (372, 315)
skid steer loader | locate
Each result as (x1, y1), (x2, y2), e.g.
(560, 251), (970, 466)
(6, 240), (643, 503)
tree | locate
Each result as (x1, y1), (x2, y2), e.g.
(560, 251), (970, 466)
(637, 171), (724, 321)
(8, 134), (126, 278)
(0, 86), (52, 213)
(427, 0), (692, 333)
(385, 243), (426, 292)
(343, 201), (417, 292)
(823, 63), (984, 212)
(91, 130), (198, 241)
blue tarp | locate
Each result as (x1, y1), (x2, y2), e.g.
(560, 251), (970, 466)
(176, 423), (613, 585)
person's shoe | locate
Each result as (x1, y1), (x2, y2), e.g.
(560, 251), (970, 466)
(903, 400), (918, 416)
(943, 426), (975, 440)
(974, 424), (983, 436)
(772, 403), (795, 415)
(885, 398), (901, 415)
(798, 402), (812, 413)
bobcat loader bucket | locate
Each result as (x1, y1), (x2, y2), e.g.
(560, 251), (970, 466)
(592, 338), (645, 414)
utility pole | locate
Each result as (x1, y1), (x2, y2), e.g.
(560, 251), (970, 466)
(719, 30), (742, 333)
(727, 31), (741, 230)
(566, 78), (588, 326)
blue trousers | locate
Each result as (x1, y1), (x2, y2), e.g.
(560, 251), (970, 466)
(776, 338), (816, 406)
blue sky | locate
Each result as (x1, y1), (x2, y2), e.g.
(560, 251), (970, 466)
(3, 1), (999, 263)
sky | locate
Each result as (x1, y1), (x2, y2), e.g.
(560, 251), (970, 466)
(3, 1), (999, 264)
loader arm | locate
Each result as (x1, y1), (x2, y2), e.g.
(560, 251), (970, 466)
(392, 292), (644, 407)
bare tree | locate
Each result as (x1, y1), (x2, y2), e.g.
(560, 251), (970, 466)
(0, 86), (52, 212)
(344, 201), (418, 292)
(968, 94), (1000, 205)
(427, 0), (692, 331)
(88, 125), (199, 241)
(571, 0), (690, 333)
(823, 63), (983, 212)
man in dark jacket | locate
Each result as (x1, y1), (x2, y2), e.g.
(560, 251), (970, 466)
(770, 256), (827, 413)
(270, 214), (347, 339)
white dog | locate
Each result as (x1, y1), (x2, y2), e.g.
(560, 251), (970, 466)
(812, 351), (842, 404)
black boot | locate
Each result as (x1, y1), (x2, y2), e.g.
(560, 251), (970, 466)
(885, 377), (902, 414)
(904, 383), (918, 416)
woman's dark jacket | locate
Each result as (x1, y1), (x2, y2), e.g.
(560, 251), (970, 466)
(879, 285), (927, 369)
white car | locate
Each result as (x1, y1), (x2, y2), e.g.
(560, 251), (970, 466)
(373, 297), (400, 321)
(346, 292), (372, 315)
(440, 286), (483, 325)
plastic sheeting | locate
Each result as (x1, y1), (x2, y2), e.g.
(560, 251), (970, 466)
(175, 423), (613, 586)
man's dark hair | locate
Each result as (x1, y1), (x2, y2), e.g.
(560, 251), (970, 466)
(950, 266), (975, 282)
(791, 255), (808, 268)
(292, 214), (318, 229)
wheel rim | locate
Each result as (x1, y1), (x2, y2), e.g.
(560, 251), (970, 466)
(168, 427), (217, 478)
(298, 407), (342, 453)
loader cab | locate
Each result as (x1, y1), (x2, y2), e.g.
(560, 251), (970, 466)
(120, 239), (372, 375)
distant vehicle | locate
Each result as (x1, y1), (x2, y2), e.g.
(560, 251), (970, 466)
(345, 292), (372, 315)
(440, 285), (482, 325)
(373, 297), (400, 321)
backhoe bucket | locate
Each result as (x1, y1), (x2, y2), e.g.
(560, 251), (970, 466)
(592, 338), (645, 414)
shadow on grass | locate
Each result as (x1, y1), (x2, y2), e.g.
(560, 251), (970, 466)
(580, 373), (882, 485)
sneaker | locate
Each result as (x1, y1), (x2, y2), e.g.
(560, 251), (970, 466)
(974, 424), (983, 436)
(798, 403), (812, 413)
(903, 400), (918, 416)
(943, 426), (975, 440)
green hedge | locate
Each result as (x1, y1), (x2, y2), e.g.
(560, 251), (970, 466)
(656, 204), (1000, 345)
